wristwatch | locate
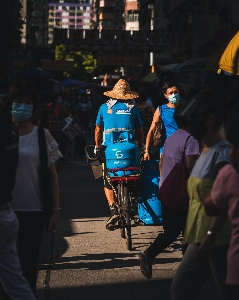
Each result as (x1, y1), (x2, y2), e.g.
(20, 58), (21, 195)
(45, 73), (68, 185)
(207, 231), (218, 239)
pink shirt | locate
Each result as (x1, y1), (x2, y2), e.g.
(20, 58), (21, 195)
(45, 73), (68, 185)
(160, 129), (199, 187)
(211, 164), (239, 285)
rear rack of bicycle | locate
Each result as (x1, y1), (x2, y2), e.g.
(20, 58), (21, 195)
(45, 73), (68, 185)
(107, 167), (141, 181)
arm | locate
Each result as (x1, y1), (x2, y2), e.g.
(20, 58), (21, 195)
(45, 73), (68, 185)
(204, 192), (221, 216)
(135, 127), (144, 148)
(47, 163), (60, 232)
(198, 210), (227, 262)
(159, 155), (163, 175)
(95, 125), (103, 147)
(186, 155), (198, 174)
(144, 108), (161, 160)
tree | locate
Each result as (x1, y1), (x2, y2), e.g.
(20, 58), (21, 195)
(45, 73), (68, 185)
(55, 44), (98, 80)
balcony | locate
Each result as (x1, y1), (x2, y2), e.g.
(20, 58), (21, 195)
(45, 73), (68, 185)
(99, 0), (114, 7)
(125, 1), (140, 12)
(99, 12), (115, 20)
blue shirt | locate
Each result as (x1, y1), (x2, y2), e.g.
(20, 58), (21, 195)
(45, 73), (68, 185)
(96, 101), (142, 144)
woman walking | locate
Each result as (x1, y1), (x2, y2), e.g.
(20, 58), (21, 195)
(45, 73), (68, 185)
(7, 79), (61, 295)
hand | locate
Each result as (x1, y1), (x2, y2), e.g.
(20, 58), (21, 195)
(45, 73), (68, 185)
(197, 235), (215, 262)
(47, 211), (60, 232)
(144, 151), (150, 160)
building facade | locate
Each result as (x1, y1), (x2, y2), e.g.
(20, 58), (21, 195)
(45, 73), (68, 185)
(48, 1), (93, 43)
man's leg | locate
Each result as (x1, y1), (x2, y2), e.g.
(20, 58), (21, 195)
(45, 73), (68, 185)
(102, 163), (118, 228)
(146, 206), (187, 261)
(0, 208), (35, 300)
(138, 206), (187, 279)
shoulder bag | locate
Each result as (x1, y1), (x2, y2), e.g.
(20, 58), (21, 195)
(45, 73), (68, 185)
(149, 106), (164, 159)
(157, 135), (191, 212)
(38, 127), (54, 228)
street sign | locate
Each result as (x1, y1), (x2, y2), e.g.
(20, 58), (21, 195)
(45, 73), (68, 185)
(53, 29), (183, 52)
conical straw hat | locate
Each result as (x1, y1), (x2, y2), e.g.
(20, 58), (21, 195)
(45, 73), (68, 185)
(103, 79), (139, 100)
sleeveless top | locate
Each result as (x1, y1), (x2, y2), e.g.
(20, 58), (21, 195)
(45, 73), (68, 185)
(137, 106), (153, 142)
(159, 104), (178, 154)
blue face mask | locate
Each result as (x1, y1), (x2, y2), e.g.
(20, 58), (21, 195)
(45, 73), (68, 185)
(12, 103), (33, 122)
(168, 93), (180, 104)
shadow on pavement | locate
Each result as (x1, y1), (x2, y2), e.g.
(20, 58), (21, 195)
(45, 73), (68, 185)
(37, 275), (222, 300)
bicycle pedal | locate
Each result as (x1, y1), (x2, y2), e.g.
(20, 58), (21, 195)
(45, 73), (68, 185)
(106, 225), (117, 231)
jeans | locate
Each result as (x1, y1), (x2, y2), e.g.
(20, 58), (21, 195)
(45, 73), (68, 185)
(146, 205), (187, 261)
(15, 211), (44, 295)
(0, 205), (35, 300)
(171, 243), (229, 300)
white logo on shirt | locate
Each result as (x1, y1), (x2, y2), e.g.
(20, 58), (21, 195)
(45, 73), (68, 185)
(116, 109), (131, 114)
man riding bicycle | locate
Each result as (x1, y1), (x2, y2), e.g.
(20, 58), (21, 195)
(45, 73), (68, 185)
(94, 79), (144, 230)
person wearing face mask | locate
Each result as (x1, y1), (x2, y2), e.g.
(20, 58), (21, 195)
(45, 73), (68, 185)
(6, 79), (62, 296)
(144, 80), (183, 160)
(170, 88), (231, 300)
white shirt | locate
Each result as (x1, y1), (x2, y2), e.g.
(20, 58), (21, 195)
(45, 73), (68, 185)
(11, 127), (61, 211)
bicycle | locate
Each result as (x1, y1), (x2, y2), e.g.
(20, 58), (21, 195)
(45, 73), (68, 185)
(85, 145), (141, 251)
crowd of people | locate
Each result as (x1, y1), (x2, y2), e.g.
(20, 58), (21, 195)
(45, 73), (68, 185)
(0, 76), (239, 300)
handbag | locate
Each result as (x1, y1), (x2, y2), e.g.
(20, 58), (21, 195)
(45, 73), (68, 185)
(157, 135), (191, 213)
(38, 127), (54, 228)
(149, 106), (164, 158)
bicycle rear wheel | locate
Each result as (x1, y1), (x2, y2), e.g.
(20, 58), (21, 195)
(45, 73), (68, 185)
(118, 182), (132, 250)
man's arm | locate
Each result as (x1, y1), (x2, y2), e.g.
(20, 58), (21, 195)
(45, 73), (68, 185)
(95, 125), (103, 147)
(144, 108), (161, 160)
(186, 155), (198, 174)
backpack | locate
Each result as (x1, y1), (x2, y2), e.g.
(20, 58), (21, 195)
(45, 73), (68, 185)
(41, 103), (61, 143)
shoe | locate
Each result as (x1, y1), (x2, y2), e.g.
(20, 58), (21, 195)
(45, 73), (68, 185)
(138, 251), (152, 279)
(106, 205), (118, 230)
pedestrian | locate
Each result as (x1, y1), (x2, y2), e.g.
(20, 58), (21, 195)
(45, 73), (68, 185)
(138, 105), (199, 279)
(7, 79), (62, 295)
(0, 96), (35, 300)
(79, 94), (92, 134)
(135, 87), (155, 143)
(144, 80), (183, 160)
(170, 88), (231, 300)
(203, 104), (239, 300)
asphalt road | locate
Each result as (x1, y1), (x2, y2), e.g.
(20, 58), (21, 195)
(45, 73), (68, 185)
(36, 133), (222, 300)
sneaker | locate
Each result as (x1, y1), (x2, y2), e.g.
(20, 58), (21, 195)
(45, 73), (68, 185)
(138, 252), (152, 279)
(106, 206), (118, 230)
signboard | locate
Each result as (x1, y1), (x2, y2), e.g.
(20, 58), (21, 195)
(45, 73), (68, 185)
(53, 29), (183, 52)
(97, 55), (144, 66)
(61, 117), (81, 140)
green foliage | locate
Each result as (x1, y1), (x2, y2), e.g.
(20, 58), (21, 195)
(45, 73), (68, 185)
(55, 44), (98, 80)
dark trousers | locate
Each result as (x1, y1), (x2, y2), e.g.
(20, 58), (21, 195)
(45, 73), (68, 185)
(15, 211), (44, 295)
(147, 205), (187, 261)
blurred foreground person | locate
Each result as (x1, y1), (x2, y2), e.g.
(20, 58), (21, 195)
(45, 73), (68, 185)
(138, 105), (199, 279)
(7, 80), (61, 295)
(204, 104), (239, 300)
(171, 88), (231, 300)
(0, 98), (35, 299)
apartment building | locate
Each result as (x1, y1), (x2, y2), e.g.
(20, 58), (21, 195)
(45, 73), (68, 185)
(48, 1), (93, 43)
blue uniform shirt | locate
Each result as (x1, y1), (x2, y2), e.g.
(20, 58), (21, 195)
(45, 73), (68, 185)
(95, 100), (142, 145)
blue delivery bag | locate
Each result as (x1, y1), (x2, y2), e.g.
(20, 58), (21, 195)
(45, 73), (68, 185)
(138, 160), (162, 225)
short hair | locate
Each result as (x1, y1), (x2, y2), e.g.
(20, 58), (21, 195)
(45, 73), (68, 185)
(225, 103), (239, 148)
(6, 79), (38, 115)
(162, 80), (179, 94)
(174, 105), (188, 129)
(135, 87), (148, 103)
(43, 89), (56, 104)
(193, 88), (226, 131)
